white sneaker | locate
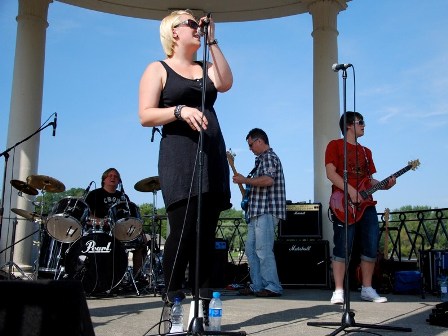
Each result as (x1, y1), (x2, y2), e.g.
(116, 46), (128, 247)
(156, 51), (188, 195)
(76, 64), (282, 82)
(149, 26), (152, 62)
(330, 289), (344, 304)
(361, 287), (387, 303)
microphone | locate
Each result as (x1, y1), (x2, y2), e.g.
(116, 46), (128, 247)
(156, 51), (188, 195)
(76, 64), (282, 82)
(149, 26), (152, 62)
(197, 12), (212, 37)
(52, 112), (57, 136)
(83, 181), (94, 198)
(332, 63), (352, 72)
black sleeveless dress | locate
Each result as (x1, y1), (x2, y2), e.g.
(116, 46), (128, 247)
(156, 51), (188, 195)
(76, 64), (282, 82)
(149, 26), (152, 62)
(158, 61), (231, 211)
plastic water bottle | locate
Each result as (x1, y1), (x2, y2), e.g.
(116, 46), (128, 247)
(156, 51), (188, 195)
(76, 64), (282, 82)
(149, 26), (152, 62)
(440, 275), (448, 302)
(170, 297), (184, 333)
(208, 291), (222, 331)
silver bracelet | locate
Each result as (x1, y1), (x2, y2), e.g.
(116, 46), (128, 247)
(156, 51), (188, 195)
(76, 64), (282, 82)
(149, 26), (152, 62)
(174, 105), (185, 120)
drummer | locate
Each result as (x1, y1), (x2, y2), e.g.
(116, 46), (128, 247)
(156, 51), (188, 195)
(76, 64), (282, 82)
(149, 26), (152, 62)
(84, 168), (147, 280)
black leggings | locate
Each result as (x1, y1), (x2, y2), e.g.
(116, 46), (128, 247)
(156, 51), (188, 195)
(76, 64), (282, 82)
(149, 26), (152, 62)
(163, 194), (221, 295)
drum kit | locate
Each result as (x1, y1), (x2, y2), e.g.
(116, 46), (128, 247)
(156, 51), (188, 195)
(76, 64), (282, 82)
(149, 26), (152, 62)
(4, 174), (165, 297)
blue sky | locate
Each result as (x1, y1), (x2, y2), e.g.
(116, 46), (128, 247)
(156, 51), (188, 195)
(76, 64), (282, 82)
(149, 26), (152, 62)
(1, 0), (447, 212)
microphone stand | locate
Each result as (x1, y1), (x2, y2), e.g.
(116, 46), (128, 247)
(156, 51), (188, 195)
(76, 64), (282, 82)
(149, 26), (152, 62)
(307, 67), (411, 335)
(0, 118), (55, 270)
(172, 15), (245, 336)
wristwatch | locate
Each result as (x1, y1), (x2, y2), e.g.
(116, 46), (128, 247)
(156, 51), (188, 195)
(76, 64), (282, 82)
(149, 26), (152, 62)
(207, 39), (218, 46)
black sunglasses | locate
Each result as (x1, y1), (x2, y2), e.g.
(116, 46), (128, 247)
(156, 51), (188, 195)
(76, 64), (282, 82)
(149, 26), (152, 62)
(174, 19), (199, 30)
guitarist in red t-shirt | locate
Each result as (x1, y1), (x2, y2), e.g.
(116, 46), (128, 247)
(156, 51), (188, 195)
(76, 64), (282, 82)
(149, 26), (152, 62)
(325, 112), (396, 305)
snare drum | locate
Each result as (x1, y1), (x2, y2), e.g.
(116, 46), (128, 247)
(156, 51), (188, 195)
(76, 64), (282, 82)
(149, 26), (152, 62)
(46, 197), (89, 243)
(109, 201), (143, 242)
(64, 232), (127, 295)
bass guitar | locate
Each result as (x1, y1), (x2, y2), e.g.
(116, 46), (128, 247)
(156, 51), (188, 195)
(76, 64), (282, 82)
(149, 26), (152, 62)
(330, 159), (420, 225)
(226, 150), (250, 222)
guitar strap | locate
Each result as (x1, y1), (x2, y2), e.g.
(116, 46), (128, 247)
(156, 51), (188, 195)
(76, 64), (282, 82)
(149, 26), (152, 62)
(360, 145), (372, 178)
(245, 160), (261, 197)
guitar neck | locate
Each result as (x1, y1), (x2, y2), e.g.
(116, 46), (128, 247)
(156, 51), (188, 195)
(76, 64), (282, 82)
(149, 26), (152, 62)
(383, 209), (390, 259)
(361, 164), (414, 198)
(227, 160), (246, 197)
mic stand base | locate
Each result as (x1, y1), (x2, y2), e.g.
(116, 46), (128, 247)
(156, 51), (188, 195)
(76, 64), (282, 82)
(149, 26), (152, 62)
(307, 310), (412, 336)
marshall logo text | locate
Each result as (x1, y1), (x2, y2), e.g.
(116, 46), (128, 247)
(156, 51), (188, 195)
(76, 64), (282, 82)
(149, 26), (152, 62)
(288, 244), (312, 252)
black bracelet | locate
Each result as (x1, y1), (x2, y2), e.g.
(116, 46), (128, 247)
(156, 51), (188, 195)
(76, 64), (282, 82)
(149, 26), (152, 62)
(174, 105), (185, 120)
(207, 39), (218, 46)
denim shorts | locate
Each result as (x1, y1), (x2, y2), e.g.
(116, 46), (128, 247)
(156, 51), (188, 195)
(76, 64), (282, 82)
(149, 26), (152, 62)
(332, 206), (379, 263)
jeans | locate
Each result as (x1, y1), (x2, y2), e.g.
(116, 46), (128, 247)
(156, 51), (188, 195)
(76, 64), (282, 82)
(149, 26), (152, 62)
(332, 206), (379, 263)
(245, 214), (282, 293)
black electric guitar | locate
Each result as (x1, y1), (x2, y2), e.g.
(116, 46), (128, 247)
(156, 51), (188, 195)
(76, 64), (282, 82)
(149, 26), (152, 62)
(226, 150), (250, 222)
(330, 159), (420, 225)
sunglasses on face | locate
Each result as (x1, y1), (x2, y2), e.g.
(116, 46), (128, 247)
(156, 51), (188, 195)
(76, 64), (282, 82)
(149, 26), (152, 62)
(248, 138), (259, 148)
(354, 120), (365, 126)
(174, 19), (199, 30)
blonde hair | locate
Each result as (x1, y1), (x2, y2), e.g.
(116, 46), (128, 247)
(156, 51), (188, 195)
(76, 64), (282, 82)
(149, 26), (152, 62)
(160, 9), (196, 57)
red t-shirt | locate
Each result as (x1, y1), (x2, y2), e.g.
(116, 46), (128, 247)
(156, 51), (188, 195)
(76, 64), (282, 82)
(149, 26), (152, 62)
(325, 139), (376, 193)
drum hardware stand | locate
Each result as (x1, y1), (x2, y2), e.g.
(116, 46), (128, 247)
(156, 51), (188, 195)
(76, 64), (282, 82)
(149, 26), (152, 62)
(0, 218), (36, 280)
(307, 66), (411, 335)
(123, 255), (141, 296)
(145, 189), (162, 296)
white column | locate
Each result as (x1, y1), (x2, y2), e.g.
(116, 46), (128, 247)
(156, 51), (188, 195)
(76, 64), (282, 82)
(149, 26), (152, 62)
(1, 0), (51, 271)
(307, 0), (348, 244)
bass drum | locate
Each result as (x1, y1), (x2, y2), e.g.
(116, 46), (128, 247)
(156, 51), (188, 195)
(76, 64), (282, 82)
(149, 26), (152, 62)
(64, 232), (127, 295)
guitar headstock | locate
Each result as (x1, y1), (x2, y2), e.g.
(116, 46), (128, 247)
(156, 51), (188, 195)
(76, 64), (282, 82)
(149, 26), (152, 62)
(408, 159), (420, 170)
(384, 208), (390, 222)
(226, 149), (236, 166)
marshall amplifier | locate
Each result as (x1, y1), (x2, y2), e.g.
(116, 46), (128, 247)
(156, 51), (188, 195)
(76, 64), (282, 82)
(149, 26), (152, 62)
(274, 240), (330, 288)
(279, 203), (322, 239)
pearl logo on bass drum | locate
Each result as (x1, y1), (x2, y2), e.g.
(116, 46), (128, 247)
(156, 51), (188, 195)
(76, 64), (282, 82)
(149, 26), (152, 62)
(81, 240), (112, 253)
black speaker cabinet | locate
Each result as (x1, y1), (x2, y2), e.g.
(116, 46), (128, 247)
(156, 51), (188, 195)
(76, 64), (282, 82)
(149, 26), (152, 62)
(279, 203), (322, 239)
(0, 280), (95, 336)
(274, 240), (330, 288)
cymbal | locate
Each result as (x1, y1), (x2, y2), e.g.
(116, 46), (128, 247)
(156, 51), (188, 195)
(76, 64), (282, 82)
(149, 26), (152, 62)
(10, 179), (38, 196)
(134, 176), (160, 192)
(26, 175), (65, 193)
(11, 208), (42, 221)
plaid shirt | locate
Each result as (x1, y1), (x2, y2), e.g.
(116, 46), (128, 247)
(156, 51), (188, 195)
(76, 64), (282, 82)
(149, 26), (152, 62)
(247, 148), (286, 220)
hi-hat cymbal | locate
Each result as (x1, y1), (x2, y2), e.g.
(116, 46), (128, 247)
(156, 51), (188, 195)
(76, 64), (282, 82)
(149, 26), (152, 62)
(26, 175), (65, 193)
(134, 176), (160, 192)
(11, 208), (42, 221)
(10, 180), (38, 196)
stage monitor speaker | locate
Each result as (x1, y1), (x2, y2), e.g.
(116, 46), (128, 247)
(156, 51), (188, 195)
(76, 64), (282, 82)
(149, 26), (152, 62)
(274, 240), (330, 288)
(279, 203), (322, 239)
(0, 279), (95, 336)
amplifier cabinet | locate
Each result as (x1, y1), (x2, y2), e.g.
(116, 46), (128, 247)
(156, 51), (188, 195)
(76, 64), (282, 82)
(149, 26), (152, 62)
(279, 203), (322, 239)
(274, 240), (330, 288)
